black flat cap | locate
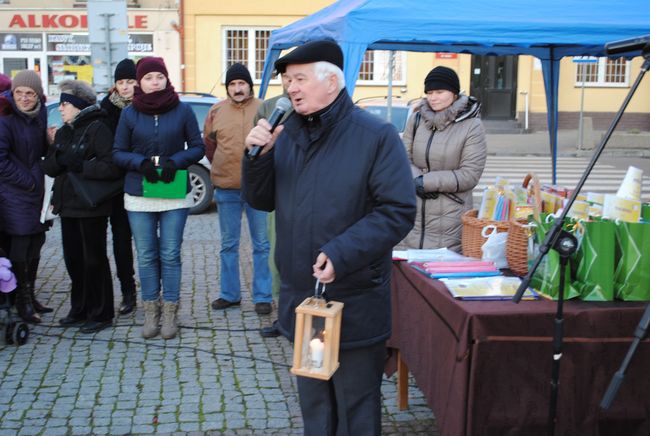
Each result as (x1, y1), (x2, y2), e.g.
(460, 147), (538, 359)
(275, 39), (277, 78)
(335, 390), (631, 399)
(274, 40), (344, 73)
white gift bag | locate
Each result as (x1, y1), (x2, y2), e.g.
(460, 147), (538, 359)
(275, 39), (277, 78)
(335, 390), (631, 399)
(39, 175), (58, 223)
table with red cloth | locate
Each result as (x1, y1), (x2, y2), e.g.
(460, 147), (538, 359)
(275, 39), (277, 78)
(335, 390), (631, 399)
(387, 261), (650, 436)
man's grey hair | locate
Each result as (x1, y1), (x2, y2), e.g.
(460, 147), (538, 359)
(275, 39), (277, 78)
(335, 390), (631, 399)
(58, 80), (97, 105)
(313, 61), (345, 91)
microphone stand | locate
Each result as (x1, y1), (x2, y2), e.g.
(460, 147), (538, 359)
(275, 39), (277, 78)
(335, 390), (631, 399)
(600, 304), (650, 410)
(512, 45), (650, 436)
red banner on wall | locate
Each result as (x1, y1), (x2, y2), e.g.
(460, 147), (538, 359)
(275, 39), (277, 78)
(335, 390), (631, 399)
(435, 52), (458, 59)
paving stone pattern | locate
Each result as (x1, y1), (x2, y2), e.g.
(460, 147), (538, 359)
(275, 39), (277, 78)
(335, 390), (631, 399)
(0, 210), (437, 435)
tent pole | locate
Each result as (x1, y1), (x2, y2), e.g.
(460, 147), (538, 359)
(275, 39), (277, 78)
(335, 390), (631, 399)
(387, 51), (394, 123)
(550, 48), (558, 184)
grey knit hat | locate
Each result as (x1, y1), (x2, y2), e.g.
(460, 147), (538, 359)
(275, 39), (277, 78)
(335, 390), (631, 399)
(11, 70), (43, 99)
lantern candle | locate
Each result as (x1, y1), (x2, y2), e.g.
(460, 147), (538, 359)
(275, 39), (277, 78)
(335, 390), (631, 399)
(309, 338), (324, 368)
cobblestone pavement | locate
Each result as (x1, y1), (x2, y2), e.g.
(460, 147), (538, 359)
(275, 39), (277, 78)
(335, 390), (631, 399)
(0, 208), (437, 435)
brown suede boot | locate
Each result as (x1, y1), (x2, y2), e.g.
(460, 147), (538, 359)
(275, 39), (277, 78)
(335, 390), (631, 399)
(160, 301), (179, 340)
(142, 300), (160, 339)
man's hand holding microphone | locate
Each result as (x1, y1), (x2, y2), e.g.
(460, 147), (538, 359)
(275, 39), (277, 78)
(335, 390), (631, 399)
(245, 97), (291, 159)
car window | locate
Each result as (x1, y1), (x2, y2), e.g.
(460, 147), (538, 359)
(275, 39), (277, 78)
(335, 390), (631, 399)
(47, 102), (62, 128)
(363, 106), (410, 133)
(47, 97), (217, 131)
(187, 102), (212, 129)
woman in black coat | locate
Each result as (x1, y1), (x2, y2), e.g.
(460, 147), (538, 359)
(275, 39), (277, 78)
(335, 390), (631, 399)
(0, 70), (50, 323)
(100, 58), (137, 315)
(41, 80), (121, 334)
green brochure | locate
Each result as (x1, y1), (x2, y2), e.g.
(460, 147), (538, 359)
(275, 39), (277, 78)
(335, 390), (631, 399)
(142, 169), (188, 199)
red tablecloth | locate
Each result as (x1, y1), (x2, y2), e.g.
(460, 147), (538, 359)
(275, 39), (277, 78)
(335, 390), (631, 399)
(388, 261), (650, 436)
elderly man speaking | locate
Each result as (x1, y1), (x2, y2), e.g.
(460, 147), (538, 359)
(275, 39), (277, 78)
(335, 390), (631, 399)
(242, 40), (416, 435)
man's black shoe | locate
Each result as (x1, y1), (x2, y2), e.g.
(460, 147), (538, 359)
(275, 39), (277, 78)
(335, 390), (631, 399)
(255, 302), (272, 315)
(79, 320), (112, 334)
(211, 298), (241, 310)
(260, 320), (281, 338)
(118, 299), (136, 315)
(59, 315), (85, 327)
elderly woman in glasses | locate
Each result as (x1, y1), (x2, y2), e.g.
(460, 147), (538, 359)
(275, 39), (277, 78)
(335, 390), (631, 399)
(41, 80), (121, 334)
(0, 70), (51, 324)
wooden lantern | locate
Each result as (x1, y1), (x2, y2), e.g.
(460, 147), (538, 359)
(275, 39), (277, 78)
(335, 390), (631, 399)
(291, 296), (344, 380)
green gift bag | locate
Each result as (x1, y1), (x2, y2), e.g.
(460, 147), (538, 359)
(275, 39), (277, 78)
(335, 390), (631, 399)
(569, 219), (615, 301)
(142, 169), (188, 199)
(530, 213), (581, 300)
(614, 220), (650, 301)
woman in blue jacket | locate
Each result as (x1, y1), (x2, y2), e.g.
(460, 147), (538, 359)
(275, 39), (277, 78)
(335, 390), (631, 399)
(113, 57), (204, 340)
(0, 70), (50, 323)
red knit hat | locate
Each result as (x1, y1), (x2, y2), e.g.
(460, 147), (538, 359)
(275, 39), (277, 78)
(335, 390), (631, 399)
(136, 57), (169, 83)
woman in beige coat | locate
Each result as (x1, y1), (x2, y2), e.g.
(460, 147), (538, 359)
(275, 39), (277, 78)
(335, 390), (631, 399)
(402, 66), (487, 251)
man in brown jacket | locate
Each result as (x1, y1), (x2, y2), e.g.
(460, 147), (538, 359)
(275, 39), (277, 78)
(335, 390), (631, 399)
(203, 63), (273, 315)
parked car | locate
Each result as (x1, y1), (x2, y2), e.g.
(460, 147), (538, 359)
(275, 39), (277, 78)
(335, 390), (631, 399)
(356, 96), (418, 137)
(46, 92), (219, 214)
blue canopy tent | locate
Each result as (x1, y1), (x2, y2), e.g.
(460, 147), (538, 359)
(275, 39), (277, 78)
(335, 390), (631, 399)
(259, 0), (650, 182)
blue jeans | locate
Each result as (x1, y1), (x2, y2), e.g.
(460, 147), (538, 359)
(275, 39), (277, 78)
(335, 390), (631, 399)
(215, 188), (272, 304)
(127, 208), (189, 303)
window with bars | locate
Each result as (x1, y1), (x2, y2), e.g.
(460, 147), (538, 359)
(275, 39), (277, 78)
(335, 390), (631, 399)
(575, 57), (629, 86)
(223, 28), (273, 82)
(357, 50), (406, 84)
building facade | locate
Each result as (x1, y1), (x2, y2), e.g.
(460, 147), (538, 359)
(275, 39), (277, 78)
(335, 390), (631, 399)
(2, 0), (647, 132)
(0, 0), (180, 95)
(182, 0), (649, 132)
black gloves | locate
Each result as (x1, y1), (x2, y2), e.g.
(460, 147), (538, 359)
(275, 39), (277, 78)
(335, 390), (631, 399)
(414, 176), (439, 200)
(159, 160), (177, 183)
(57, 152), (84, 173)
(140, 159), (159, 183)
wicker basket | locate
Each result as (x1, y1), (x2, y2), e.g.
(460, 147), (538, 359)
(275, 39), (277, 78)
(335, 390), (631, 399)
(461, 209), (511, 259)
(506, 173), (542, 276)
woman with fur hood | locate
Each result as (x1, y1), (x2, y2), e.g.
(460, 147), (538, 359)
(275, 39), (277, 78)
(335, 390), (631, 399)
(41, 80), (121, 334)
(401, 66), (487, 252)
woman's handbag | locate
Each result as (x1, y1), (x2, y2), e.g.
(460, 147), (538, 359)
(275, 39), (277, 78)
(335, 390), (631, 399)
(67, 173), (123, 209)
(64, 120), (122, 209)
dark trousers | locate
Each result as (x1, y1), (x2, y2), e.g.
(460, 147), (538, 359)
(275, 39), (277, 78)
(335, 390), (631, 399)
(0, 231), (11, 256)
(61, 216), (114, 322)
(297, 341), (387, 436)
(109, 195), (135, 297)
(6, 232), (46, 305)
(8, 232), (45, 263)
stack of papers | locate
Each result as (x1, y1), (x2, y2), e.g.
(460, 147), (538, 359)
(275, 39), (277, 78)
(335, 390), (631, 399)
(392, 248), (474, 262)
(440, 276), (539, 300)
(410, 261), (500, 279)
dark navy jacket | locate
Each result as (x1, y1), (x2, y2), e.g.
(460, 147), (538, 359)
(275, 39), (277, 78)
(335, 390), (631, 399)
(0, 91), (49, 235)
(242, 90), (416, 349)
(112, 101), (204, 196)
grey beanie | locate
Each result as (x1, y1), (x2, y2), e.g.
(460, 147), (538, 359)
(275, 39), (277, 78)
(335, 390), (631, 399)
(11, 70), (43, 99)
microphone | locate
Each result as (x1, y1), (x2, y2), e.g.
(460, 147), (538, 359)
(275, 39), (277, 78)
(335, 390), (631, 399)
(605, 35), (650, 55)
(249, 97), (292, 160)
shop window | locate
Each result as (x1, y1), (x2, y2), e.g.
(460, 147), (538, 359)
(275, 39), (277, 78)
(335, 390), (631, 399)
(357, 50), (406, 85)
(223, 28), (275, 82)
(47, 55), (93, 92)
(575, 57), (629, 87)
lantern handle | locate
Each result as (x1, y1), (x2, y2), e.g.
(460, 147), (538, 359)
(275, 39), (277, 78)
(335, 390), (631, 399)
(314, 279), (327, 299)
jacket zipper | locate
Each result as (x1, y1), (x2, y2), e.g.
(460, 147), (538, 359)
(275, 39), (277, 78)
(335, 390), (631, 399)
(154, 115), (159, 156)
(419, 130), (435, 249)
